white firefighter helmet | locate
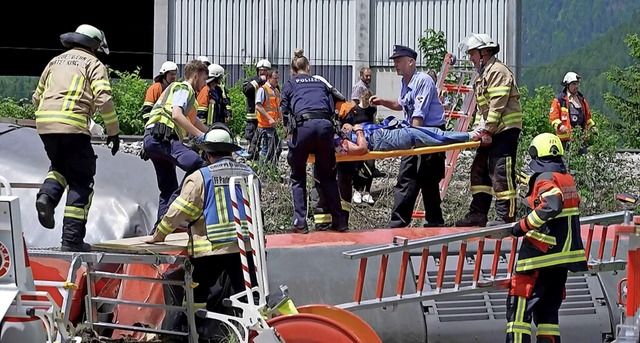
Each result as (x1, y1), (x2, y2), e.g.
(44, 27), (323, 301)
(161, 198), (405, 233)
(198, 123), (241, 153)
(458, 33), (500, 55)
(158, 61), (178, 75)
(196, 56), (211, 66)
(61, 24), (109, 55)
(256, 59), (272, 69)
(563, 72), (581, 86)
(206, 64), (225, 83)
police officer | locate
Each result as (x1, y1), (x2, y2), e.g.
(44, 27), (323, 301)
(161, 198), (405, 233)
(140, 61), (178, 120)
(242, 59), (272, 160)
(282, 49), (347, 233)
(143, 60), (210, 230)
(370, 45), (446, 228)
(146, 123), (258, 340)
(196, 63), (232, 125)
(455, 33), (522, 227)
(33, 24), (119, 252)
(505, 133), (587, 343)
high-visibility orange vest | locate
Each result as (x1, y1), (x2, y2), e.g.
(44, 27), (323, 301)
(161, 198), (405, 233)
(258, 85), (281, 128)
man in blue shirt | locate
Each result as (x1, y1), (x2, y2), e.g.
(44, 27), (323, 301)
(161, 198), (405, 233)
(370, 45), (447, 228)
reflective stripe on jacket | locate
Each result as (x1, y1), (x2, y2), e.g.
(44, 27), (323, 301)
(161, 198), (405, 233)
(33, 48), (119, 136)
(146, 81), (197, 139)
(512, 171), (588, 273)
(549, 91), (594, 141)
(258, 85), (281, 128)
(155, 157), (257, 258)
(473, 56), (523, 134)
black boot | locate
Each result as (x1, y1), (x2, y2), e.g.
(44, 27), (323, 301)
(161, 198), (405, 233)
(61, 241), (92, 252)
(454, 212), (488, 227)
(35, 194), (56, 229)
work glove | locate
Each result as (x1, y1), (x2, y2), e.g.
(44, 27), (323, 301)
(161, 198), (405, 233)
(106, 135), (120, 156)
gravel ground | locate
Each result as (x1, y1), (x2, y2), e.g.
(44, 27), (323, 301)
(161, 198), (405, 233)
(111, 141), (640, 234)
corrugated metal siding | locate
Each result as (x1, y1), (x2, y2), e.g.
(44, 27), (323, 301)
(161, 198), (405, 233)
(370, 0), (509, 67)
(169, 0), (354, 90)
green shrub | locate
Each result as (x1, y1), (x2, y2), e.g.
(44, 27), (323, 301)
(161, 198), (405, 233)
(97, 68), (149, 135)
(227, 64), (256, 138)
(0, 97), (35, 119)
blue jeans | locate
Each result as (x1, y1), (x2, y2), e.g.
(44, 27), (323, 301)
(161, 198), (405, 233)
(371, 127), (470, 151)
(258, 127), (280, 167)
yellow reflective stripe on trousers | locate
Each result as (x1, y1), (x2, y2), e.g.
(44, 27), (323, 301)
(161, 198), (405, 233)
(536, 323), (560, 336)
(172, 196), (203, 219)
(314, 214), (332, 224)
(45, 170), (67, 188)
(495, 190), (518, 200)
(487, 86), (510, 98)
(341, 200), (351, 212)
(471, 185), (493, 195)
(507, 296), (531, 342)
(91, 79), (112, 94)
(64, 206), (87, 220)
(516, 249), (586, 272)
(62, 75), (85, 111)
(36, 111), (89, 129)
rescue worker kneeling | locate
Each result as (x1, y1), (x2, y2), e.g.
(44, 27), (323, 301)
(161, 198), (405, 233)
(146, 123), (258, 341)
(505, 133), (587, 343)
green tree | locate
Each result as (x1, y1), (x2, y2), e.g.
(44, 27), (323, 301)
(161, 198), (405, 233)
(604, 34), (640, 148)
(418, 29), (447, 71)
(99, 68), (149, 135)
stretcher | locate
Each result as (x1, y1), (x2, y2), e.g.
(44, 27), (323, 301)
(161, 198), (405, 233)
(307, 140), (480, 163)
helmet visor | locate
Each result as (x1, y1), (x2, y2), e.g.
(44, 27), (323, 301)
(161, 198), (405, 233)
(99, 31), (109, 55)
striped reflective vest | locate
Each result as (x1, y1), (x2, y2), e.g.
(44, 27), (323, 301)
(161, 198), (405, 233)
(146, 81), (197, 139)
(201, 159), (255, 243)
(257, 84), (281, 128)
(549, 90), (595, 141)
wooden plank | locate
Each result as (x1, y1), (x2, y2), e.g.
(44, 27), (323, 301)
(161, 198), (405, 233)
(92, 232), (190, 254)
(307, 141), (480, 163)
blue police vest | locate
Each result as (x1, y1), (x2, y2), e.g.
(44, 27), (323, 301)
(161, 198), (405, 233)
(285, 75), (335, 116)
(200, 158), (256, 243)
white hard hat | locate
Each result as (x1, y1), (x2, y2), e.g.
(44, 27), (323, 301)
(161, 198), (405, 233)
(206, 64), (225, 83)
(158, 61), (178, 75)
(198, 123), (241, 153)
(563, 72), (581, 85)
(61, 24), (109, 55)
(256, 59), (272, 69)
(459, 33), (500, 55)
(196, 56), (211, 65)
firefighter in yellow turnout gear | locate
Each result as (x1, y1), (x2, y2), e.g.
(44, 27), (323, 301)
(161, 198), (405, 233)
(505, 133), (588, 343)
(146, 123), (258, 340)
(456, 33), (522, 228)
(32, 24), (120, 252)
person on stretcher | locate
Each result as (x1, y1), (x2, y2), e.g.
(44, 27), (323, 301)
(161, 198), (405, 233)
(334, 116), (489, 155)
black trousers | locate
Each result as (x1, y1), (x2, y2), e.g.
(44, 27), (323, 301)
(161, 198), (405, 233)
(353, 160), (375, 192)
(389, 152), (445, 227)
(161, 253), (258, 342)
(244, 119), (259, 161)
(38, 133), (96, 244)
(312, 162), (356, 229)
(469, 129), (520, 220)
(506, 267), (567, 343)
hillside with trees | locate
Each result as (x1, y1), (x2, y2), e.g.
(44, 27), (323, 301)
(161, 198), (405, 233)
(521, 11), (640, 112)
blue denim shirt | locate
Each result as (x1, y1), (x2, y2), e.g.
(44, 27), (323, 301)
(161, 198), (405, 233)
(398, 71), (445, 127)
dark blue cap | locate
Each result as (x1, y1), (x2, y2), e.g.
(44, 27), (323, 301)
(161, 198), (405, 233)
(389, 45), (418, 60)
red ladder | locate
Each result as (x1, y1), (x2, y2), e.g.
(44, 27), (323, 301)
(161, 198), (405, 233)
(413, 53), (478, 220)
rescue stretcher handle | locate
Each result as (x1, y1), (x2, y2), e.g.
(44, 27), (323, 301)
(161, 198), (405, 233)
(0, 174), (12, 195)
